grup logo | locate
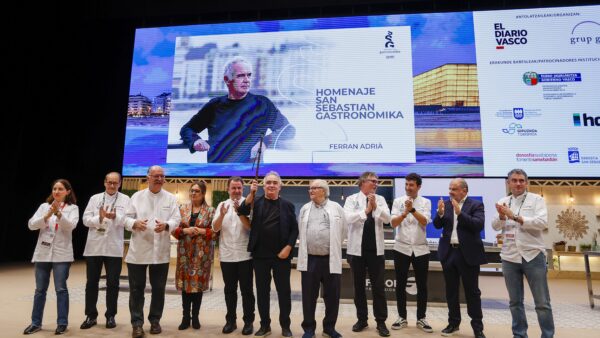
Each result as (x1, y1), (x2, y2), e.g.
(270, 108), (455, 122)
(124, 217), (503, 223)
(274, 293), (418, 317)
(570, 21), (600, 45)
(494, 23), (528, 49)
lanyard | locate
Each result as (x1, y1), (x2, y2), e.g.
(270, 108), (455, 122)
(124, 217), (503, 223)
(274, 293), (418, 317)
(54, 203), (66, 231)
(508, 192), (528, 217)
(101, 192), (118, 211)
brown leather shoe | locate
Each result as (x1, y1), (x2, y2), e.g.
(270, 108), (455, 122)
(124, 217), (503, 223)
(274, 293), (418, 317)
(150, 322), (162, 334)
(132, 326), (145, 338)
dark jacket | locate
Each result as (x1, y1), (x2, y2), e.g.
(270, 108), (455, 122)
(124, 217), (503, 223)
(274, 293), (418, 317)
(237, 195), (298, 258)
(433, 197), (487, 266)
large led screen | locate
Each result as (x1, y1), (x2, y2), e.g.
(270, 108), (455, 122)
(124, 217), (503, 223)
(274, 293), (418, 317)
(123, 5), (600, 177)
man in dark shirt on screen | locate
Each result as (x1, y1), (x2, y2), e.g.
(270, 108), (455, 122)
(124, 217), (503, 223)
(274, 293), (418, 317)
(180, 56), (295, 163)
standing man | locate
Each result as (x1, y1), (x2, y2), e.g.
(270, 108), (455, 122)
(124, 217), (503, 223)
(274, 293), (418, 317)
(124, 166), (181, 338)
(81, 172), (131, 330)
(390, 173), (433, 333)
(492, 169), (554, 338)
(212, 176), (255, 335)
(433, 178), (486, 338)
(297, 179), (347, 338)
(237, 171), (298, 337)
(180, 56), (295, 163)
(344, 172), (391, 337)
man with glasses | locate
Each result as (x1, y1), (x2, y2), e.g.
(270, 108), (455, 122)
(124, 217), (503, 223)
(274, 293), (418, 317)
(180, 56), (295, 163)
(492, 169), (554, 338)
(344, 172), (391, 337)
(124, 166), (181, 338)
(237, 171), (298, 337)
(80, 172), (131, 330)
(297, 180), (347, 338)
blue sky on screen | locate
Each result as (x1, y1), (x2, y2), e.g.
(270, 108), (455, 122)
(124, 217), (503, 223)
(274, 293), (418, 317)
(129, 12), (475, 98)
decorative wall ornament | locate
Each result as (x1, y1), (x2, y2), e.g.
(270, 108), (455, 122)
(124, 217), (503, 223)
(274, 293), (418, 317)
(556, 207), (589, 241)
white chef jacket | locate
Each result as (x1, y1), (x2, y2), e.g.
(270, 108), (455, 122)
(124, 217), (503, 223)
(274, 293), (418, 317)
(344, 192), (391, 256)
(28, 203), (79, 262)
(391, 195), (432, 257)
(83, 191), (131, 257)
(124, 188), (181, 264)
(212, 197), (252, 262)
(492, 192), (548, 263)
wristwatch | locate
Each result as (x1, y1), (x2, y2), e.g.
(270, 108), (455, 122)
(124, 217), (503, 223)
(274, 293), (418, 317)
(409, 208), (416, 213)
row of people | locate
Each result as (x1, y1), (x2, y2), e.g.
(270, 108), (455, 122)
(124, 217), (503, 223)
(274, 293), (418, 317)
(23, 167), (554, 338)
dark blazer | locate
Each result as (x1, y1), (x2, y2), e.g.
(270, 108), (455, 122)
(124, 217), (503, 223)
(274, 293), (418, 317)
(433, 197), (487, 266)
(237, 195), (299, 258)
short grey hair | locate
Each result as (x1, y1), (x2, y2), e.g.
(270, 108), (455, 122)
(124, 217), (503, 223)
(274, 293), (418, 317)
(507, 168), (528, 181)
(146, 165), (164, 176)
(310, 179), (330, 198)
(358, 171), (378, 187)
(264, 171), (282, 185)
(452, 177), (469, 192)
(223, 56), (252, 81)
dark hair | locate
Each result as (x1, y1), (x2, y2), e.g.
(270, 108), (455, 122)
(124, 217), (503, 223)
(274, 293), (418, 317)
(46, 179), (77, 205)
(228, 176), (244, 187)
(105, 172), (122, 182)
(405, 172), (422, 186)
(190, 180), (208, 206)
(507, 168), (528, 181)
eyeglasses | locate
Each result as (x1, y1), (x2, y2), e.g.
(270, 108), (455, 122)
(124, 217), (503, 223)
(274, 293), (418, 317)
(190, 189), (202, 194)
(105, 181), (120, 186)
(366, 179), (379, 184)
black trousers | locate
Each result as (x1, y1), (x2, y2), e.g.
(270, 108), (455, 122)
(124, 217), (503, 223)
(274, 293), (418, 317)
(85, 256), (122, 319)
(393, 251), (430, 320)
(127, 263), (169, 327)
(301, 255), (341, 334)
(253, 257), (291, 328)
(221, 260), (255, 324)
(348, 253), (387, 323)
(441, 247), (483, 331)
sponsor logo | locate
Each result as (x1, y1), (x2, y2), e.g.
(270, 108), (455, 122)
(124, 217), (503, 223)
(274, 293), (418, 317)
(568, 147), (580, 163)
(515, 153), (558, 162)
(570, 21), (600, 45)
(502, 123), (538, 136)
(494, 23), (528, 49)
(523, 72), (581, 86)
(513, 108), (524, 120)
(385, 31), (395, 48)
(495, 107), (542, 119)
(379, 30), (401, 59)
(573, 113), (600, 127)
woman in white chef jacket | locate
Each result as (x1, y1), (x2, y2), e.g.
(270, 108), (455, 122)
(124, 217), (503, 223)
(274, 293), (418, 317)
(23, 179), (79, 335)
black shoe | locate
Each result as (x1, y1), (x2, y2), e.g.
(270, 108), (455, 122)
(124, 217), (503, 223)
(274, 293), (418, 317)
(441, 324), (459, 337)
(474, 330), (486, 338)
(106, 316), (116, 329)
(351, 321), (368, 332)
(54, 325), (67, 335)
(282, 327), (293, 337)
(192, 317), (201, 330)
(23, 325), (41, 335)
(132, 326), (145, 338)
(223, 322), (237, 334)
(80, 317), (97, 329)
(178, 317), (191, 330)
(150, 321), (162, 334)
(302, 331), (314, 338)
(376, 323), (390, 337)
(242, 323), (254, 335)
(254, 326), (271, 337)
(322, 329), (342, 338)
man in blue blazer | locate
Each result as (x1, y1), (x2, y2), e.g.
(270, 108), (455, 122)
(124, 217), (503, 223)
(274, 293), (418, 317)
(433, 178), (486, 338)
(237, 171), (299, 338)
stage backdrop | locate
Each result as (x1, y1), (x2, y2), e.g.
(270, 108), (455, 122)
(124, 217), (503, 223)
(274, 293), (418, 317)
(123, 5), (600, 177)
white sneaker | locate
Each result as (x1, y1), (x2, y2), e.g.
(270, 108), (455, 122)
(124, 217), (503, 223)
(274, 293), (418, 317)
(391, 317), (407, 330)
(417, 319), (433, 333)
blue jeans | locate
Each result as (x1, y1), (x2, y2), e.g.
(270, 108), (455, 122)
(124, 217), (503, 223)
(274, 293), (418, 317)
(502, 253), (554, 338)
(31, 262), (71, 327)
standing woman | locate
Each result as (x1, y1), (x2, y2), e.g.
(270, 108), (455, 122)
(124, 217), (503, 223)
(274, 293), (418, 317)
(172, 181), (216, 330)
(24, 179), (79, 335)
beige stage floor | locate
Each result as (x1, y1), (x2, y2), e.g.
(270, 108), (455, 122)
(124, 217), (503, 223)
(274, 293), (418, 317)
(1, 261), (598, 337)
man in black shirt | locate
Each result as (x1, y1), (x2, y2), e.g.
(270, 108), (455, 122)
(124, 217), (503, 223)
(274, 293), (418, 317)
(180, 56), (295, 163)
(237, 171), (298, 337)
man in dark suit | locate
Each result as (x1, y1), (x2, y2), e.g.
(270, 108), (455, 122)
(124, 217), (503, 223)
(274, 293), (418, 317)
(433, 178), (486, 338)
(237, 171), (299, 338)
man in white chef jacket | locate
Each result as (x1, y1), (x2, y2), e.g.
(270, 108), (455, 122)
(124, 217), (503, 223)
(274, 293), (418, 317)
(124, 166), (181, 338)
(80, 172), (131, 330)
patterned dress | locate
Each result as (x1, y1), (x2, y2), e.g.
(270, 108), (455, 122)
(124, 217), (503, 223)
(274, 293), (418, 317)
(173, 203), (216, 293)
